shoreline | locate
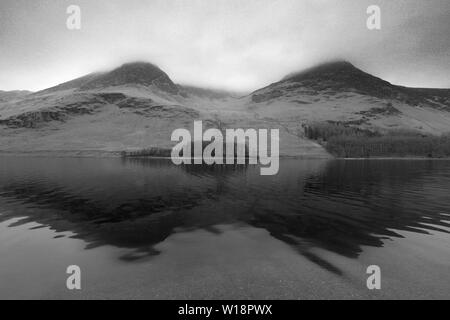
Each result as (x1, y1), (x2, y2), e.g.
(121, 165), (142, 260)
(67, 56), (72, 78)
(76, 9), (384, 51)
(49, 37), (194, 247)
(1, 150), (450, 160)
(336, 157), (450, 160)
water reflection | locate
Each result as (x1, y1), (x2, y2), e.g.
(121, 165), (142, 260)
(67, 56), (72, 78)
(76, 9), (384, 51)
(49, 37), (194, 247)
(0, 157), (449, 273)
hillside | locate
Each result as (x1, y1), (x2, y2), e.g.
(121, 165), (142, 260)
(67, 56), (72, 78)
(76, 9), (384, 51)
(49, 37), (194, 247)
(0, 90), (32, 103)
(0, 60), (449, 158)
(248, 61), (450, 136)
(0, 62), (327, 157)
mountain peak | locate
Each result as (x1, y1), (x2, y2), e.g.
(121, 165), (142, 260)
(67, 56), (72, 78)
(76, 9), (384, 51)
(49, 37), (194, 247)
(38, 61), (180, 95)
(80, 61), (179, 93)
(282, 60), (359, 82)
(280, 60), (397, 97)
(110, 61), (165, 77)
(251, 60), (400, 103)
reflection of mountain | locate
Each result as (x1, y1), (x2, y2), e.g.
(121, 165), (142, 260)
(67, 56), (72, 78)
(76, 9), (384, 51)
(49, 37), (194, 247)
(247, 160), (450, 273)
(0, 158), (449, 272)
(2, 60), (449, 156)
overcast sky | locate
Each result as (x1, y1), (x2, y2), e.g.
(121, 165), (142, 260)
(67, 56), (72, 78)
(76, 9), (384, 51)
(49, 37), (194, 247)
(0, 0), (449, 92)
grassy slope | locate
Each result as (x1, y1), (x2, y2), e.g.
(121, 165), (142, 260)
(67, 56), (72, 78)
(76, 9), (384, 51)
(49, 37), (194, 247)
(0, 85), (330, 158)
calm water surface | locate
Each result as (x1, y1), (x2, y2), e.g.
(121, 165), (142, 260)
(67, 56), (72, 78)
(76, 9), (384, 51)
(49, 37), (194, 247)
(0, 157), (449, 299)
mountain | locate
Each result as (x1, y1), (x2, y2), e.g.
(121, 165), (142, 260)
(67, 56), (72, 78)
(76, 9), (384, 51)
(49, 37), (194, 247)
(37, 62), (235, 101)
(248, 61), (450, 135)
(39, 62), (179, 95)
(79, 62), (180, 94)
(0, 60), (449, 157)
(253, 61), (450, 107)
(0, 62), (261, 156)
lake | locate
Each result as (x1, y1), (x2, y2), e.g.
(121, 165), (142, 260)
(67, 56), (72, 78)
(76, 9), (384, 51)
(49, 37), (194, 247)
(0, 156), (449, 299)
